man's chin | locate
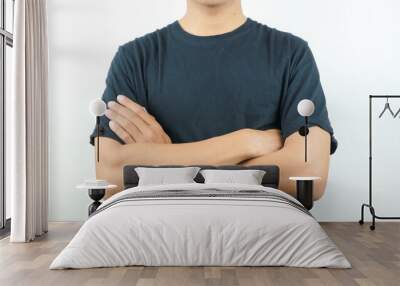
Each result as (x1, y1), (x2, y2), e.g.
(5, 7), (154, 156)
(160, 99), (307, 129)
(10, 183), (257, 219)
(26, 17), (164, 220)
(190, 0), (237, 7)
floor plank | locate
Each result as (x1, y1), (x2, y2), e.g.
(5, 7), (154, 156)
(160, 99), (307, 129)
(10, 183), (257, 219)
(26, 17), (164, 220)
(0, 222), (399, 286)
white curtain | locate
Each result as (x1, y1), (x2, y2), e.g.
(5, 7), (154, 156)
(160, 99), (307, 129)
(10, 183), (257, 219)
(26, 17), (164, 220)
(9, 0), (48, 242)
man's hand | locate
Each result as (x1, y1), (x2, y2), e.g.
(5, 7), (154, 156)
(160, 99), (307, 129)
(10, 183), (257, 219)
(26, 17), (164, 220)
(105, 95), (171, 144)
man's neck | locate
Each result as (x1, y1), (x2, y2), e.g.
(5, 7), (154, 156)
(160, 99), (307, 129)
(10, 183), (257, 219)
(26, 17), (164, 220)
(179, 0), (246, 36)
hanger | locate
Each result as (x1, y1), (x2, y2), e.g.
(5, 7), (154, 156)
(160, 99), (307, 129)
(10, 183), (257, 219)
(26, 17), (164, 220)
(394, 107), (400, 118)
(379, 97), (395, 118)
(393, 101), (400, 118)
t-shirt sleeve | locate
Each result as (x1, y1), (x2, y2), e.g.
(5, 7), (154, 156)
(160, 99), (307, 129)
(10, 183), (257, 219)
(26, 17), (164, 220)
(90, 46), (137, 145)
(280, 41), (337, 154)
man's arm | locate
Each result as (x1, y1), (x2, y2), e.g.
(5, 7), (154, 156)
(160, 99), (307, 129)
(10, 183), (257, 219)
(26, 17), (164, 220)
(242, 127), (330, 201)
(96, 128), (282, 198)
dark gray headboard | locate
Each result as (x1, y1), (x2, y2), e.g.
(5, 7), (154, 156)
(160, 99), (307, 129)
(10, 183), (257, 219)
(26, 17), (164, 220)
(123, 165), (280, 189)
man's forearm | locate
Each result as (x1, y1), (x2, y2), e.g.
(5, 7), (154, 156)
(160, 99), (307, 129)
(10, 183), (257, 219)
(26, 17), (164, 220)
(242, 127), (330, 200)
(103, 129), (257, 166)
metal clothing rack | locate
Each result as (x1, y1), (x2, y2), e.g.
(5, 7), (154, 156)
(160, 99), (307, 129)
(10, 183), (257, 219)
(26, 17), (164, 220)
(359, 95), (400, 230)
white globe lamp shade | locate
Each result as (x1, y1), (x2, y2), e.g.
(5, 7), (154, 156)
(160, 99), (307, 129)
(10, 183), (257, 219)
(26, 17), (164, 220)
(297, 99), (315, 117)
(89, 99), (106, 117)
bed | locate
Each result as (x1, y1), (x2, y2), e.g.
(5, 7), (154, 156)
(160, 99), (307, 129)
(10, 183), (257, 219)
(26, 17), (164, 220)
(50, 165), (350, 269)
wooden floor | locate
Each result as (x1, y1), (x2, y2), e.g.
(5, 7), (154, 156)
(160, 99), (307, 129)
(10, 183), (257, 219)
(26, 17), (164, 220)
(0, 222), (399, 286)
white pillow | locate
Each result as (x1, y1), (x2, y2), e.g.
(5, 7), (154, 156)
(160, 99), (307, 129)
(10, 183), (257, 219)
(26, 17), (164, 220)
(200, 169), (266, 185)
(135, 167), (200, 186)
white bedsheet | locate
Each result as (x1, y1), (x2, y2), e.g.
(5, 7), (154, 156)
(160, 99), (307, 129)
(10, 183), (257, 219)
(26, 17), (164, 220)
(50, 183), (350, 269)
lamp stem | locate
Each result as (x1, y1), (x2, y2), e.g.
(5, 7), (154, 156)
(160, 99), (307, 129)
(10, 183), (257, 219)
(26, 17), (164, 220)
(305, 116), (308, 162)
(96, 117), (100, 162)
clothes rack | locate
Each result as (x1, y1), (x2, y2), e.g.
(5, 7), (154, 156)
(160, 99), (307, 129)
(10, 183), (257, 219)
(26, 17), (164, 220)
(359, 95), (400, 230)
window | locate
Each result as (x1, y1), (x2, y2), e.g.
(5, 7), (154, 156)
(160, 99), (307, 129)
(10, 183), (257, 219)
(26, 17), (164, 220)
(0, 0), (14, 236)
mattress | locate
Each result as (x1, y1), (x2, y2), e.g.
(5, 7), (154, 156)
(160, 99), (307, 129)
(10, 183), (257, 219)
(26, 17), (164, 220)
(50, 183), (351, 269)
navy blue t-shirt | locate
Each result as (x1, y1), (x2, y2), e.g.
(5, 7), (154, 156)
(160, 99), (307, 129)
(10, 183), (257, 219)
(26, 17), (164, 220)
(91, 18), (337, 154)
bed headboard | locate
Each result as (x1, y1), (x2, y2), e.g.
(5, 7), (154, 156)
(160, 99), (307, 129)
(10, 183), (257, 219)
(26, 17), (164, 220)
(123, 165), (280, 189)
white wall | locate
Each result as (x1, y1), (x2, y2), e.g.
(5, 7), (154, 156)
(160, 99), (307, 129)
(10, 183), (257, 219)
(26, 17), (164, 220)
(48, 0), (400, 221)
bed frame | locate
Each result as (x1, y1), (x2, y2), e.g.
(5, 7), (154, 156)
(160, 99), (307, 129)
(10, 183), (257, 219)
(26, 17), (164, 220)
(123, 165), (280, 189)
(86, 165), (313, 216)
(122, 165), (315, 211)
